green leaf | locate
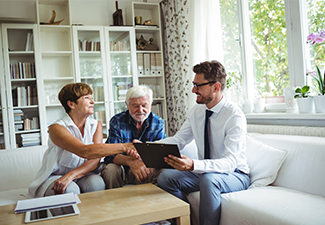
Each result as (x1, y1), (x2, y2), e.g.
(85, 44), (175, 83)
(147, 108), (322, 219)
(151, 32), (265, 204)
(295, 88), (302, 93)
(316, 65), (324, 94)
(301, 85), (310, 93)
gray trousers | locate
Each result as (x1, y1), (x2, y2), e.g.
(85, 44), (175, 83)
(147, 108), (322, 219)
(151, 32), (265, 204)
(101, 163), (162, 189)
(44, 173), (105, 196)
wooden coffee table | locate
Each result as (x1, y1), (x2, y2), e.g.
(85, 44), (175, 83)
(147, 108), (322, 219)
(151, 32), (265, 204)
(0, 183), (190, 225)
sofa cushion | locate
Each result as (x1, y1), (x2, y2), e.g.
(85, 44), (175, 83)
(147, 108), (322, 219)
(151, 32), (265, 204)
(246, 134), (288, 188)
(253, 134), (325, 198)
(0, 146), (46, 192)
(220, 186), (325, 225)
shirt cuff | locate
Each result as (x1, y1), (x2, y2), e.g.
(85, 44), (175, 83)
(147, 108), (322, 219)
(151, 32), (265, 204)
(192, 159), (205, 174)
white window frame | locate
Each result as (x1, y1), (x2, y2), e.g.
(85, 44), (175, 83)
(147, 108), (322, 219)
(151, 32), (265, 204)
(238, 0), (308, 100)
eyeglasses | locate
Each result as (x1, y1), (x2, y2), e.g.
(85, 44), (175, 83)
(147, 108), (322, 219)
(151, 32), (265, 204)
(192, 81), (216, 90)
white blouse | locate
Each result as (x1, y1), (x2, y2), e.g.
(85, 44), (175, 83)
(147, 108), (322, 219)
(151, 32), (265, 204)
(28, 115), (98, 198)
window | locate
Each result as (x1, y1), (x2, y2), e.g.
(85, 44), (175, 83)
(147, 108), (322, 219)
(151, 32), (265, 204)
(220, 0), (243, 105)
(249, 0), (289, 99)
(220, 0), (325, 109)
(306, 0), (325, 95)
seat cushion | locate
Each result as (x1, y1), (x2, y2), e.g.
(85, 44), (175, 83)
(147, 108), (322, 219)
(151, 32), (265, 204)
(0, 188), (29, 206)
(220, 186), (325, 225)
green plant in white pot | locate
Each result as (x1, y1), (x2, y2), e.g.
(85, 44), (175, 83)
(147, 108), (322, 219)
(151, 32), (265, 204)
(294, 85), (315, 113)
(307, 66), (325, 113)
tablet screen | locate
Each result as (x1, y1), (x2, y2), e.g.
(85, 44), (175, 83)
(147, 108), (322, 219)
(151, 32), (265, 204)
(25, 204), (80, 223)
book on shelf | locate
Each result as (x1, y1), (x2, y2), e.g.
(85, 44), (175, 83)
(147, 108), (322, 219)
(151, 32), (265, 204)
(10, 62), (35, 79)
(79, 39), (101, 51)
(95, 111), (106, 124)
(12, 84), (37, 107)
(14, 109), (24, 122)
(109, 41), (129, 51)
(93, 86), (104, 102)
(20, 132), (41, 147)
(143, 84), (161, 98)
(151, 103), (163, 118)
(115, 82), (129, 101)
(18, 62), (23, 79)
(23, 117), (39, 131)
(15, 122), (23, 132)
(25, 33), (33, 51)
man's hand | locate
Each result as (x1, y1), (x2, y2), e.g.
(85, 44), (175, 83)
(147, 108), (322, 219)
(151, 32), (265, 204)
(51, 174), (74, 194)
(164, 154), (194, 171)
(126, 149), (140, 159)
(128, 159), (154, 182)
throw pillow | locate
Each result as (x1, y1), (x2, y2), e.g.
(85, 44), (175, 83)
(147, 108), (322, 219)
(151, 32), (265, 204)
(246, 134), (288, 188)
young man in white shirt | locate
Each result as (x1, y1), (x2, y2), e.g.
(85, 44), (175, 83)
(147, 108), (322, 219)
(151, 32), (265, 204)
(157, 60), (250, 225)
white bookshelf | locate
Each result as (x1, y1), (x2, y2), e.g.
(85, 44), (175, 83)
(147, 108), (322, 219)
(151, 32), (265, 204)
(0, 0), (167, 149)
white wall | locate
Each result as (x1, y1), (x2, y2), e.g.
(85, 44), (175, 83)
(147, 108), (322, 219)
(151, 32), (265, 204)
(0, 0), (160, 25)
(0, 0), (36, 22)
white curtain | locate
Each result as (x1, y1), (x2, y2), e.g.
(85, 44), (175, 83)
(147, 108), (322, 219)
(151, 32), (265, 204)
(188, 0), (224, 110)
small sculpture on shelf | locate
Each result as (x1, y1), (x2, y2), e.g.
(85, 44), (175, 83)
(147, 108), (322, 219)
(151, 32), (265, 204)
(40, 10), (64, 25)
(136, 36), (158, 51)
(144, 20), (154, 26)
(113, 1), (123, 26)
(136, 35), (148, 50)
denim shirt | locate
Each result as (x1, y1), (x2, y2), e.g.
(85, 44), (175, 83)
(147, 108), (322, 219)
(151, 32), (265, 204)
(104, 110), (166, 164)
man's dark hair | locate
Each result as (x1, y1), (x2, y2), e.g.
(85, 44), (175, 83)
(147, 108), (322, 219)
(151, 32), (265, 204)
(193, 60), (227, 91)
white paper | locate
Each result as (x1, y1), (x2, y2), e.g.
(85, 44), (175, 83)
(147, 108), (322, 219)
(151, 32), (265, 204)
(15, 193), (81, 214)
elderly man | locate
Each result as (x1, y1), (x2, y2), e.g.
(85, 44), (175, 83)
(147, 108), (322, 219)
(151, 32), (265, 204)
(101, 85), (166, 188)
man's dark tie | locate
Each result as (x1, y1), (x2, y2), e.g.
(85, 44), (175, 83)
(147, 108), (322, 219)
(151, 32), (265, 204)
(205, 110), (213, 159)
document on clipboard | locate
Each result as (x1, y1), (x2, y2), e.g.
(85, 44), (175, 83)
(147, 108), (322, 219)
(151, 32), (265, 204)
(133, 142), (181, 169)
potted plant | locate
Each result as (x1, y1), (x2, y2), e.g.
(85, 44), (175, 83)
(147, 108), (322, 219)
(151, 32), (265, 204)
(294, 85), (315, 113)
(307, 66), (325, 113)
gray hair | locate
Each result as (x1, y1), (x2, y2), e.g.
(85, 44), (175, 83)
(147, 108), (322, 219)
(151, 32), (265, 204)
(125, 85), (153, 104)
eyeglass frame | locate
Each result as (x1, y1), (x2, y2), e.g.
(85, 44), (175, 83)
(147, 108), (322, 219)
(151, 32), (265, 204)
(192, 81), (217, 90)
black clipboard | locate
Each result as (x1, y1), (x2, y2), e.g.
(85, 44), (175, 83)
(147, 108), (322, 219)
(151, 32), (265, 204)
(134, 143), (181, 169)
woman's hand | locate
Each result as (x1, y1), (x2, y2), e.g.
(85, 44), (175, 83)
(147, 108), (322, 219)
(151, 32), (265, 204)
(51, 174), (75, 195)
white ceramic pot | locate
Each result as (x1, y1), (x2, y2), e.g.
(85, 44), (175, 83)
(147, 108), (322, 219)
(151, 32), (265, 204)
(254, 98), (265, 113)
(284, 87), (298, 113)
(313, 95), (325, 113)
(296, 97), (315, 114)
(242, 100), (254, 114)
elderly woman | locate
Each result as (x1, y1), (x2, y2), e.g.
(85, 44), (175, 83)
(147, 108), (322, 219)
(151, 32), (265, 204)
(28, 83), (135, 197)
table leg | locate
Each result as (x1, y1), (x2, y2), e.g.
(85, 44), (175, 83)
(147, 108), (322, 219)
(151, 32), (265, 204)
(176, 215), (190, 225)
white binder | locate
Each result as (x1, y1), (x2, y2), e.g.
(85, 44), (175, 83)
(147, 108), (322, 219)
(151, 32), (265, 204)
(144, 53), (151, 75)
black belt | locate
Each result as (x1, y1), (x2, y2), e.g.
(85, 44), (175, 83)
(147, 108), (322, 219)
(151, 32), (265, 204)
(236, 169), (248, 176)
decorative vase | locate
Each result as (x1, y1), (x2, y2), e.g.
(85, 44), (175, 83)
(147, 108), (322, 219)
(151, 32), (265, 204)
(253, 98), (265, 113)
(296, 98), (315, 114)
(242, 99), (254, 114)
(284, 87), (298, 113)
(313, 95), (325, 113)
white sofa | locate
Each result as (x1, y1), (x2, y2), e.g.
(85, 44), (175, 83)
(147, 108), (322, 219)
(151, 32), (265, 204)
(1, 127), (325, 225)
(0, 146), (46, 206)
(184, 131), (325, 225)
